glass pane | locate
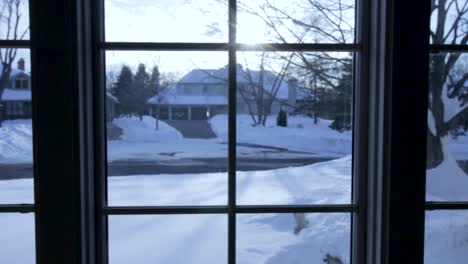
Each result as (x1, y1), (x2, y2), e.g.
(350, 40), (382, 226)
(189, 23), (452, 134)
(0, 0), (30, 40)
(106, 51), (228, 206)
(237, 0), (356, 44)
(430, 0), (468, 45)
(237, 213), (351, 263)
(426, 53), (468, 201)
(234, 52), (353, 205)
(425, 210), (468, 264)
(109, 215), (227, 264)
(0, 213), (35, 263)
(0, 49), (33, 203)
(105, 0), (227, 43)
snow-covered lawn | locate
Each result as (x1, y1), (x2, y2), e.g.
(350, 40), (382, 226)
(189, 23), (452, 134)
(1, 156), (468, 263)
(0, 117), (468, 263)
(0, 119), (33, 164)
(211, 114), (352, 156)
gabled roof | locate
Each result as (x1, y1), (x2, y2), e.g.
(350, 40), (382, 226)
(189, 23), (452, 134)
(148, 64), (308, 105)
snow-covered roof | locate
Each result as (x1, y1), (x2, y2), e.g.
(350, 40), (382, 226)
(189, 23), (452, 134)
(0, 89), (31, 101)
(148, 65), (308, 105)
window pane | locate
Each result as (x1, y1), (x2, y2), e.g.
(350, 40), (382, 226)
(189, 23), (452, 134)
(430, 0), (468, 45)
(237, 213), (351, 263)
(0, 0), (29, 40)
(426, 53), (468, 201)
(106, 51), (228, 206)
(233, 52), (353, 205)
(425, 210), (468, 264)
(0, 49), (33, 203)
(0, 213), (35, 263)
(105, 0), (227, 43)
(237, 0), (356, 44)
(109, 215), (227, 264)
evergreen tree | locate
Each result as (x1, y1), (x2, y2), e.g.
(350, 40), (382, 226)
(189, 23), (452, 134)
(131, 63), (151, 120)
(329, 62), (353, 132)
(149, 65), (161, 95)
(112, 65), (133, 117)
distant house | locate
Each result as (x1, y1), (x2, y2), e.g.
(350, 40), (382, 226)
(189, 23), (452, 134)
(0, 58), (119, 121)
(147, 64), (306, 121)
(0, 59), (32, 120)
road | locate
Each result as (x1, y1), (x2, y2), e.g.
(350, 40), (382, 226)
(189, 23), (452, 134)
(1, 159), (467, 180)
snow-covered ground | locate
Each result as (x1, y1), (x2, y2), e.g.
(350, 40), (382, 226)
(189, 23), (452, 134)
(107, 115), (350, 162)
(1, 157), (352, 264)
(0, 119), (33, 164)
(211, 114), (352, 156)
(0, 117), (468, 263)
(1, 155), (468, 263)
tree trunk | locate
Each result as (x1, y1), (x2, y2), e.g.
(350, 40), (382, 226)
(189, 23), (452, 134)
(426, 128), (444, 169)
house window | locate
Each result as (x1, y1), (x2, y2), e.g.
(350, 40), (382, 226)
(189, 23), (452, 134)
(6, 101), (25, 115)
(14, 78), (29, 89)
(424, 0), (468, 262)
(101, 0), (360, 263)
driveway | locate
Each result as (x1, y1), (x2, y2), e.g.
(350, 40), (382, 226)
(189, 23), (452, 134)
(164, 120), (217, 139)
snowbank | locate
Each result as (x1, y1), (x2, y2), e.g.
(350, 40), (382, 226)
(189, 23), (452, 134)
(426, 137), (468, 201)
(210, 114), (352, 156)
(0, 119), (33, 164)
(112, 116), (182, 142)
(1, 155), (468, 263)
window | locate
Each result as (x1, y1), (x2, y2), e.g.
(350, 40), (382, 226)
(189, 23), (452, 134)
(14, 78), (28, 89)
(101, 0), (359, 263)
(12, 0), (435, 263)
(425, 0), (468, 262)
(0, 0), (34, 263)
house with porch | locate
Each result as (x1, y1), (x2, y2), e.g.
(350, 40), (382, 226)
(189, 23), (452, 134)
(0, 58), (119, 121)
(0, 59), (32, 120)
(147, 64), (307, 121)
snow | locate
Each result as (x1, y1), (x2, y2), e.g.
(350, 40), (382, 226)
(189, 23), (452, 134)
(425, 210), (468, 264)
(0, 153), (467, 263)
(107, 156), (351, 206)
(0, 88), (31, 101)
(427, 109), (436, 135)
(106, 115), (350, 161)
(210, 114), (352, 156)
(0, 119), (33, 164)
(112, 116), (182, 142)
(1, 156), (352, 264)
(426, 137), (468, 201)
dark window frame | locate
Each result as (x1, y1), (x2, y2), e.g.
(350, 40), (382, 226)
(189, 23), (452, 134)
(0, 0), (434, 263)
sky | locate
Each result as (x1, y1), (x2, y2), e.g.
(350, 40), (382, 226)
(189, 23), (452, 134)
(1, 0), (358, 79)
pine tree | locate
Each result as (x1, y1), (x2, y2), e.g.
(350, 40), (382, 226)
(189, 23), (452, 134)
(149, 65), (161, 95)
(112, 65), (133, 117)
(329, 62), (353, 132)
(131, 63), (151, 120)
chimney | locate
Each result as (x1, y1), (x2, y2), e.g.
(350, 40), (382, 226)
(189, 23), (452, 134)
(287, 78), (298, 112)
(17, 58), (25, 71)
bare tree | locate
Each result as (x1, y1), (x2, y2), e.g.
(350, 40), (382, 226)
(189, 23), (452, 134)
(193, 52), (292, 126)
(0, 0), (29, 96)
(427, 0), (468, 168)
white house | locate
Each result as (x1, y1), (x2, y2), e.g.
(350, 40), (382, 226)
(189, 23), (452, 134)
(0, 58), (119, 121)
(0, 58), (32, 120)
(147, 64), (306, 120)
